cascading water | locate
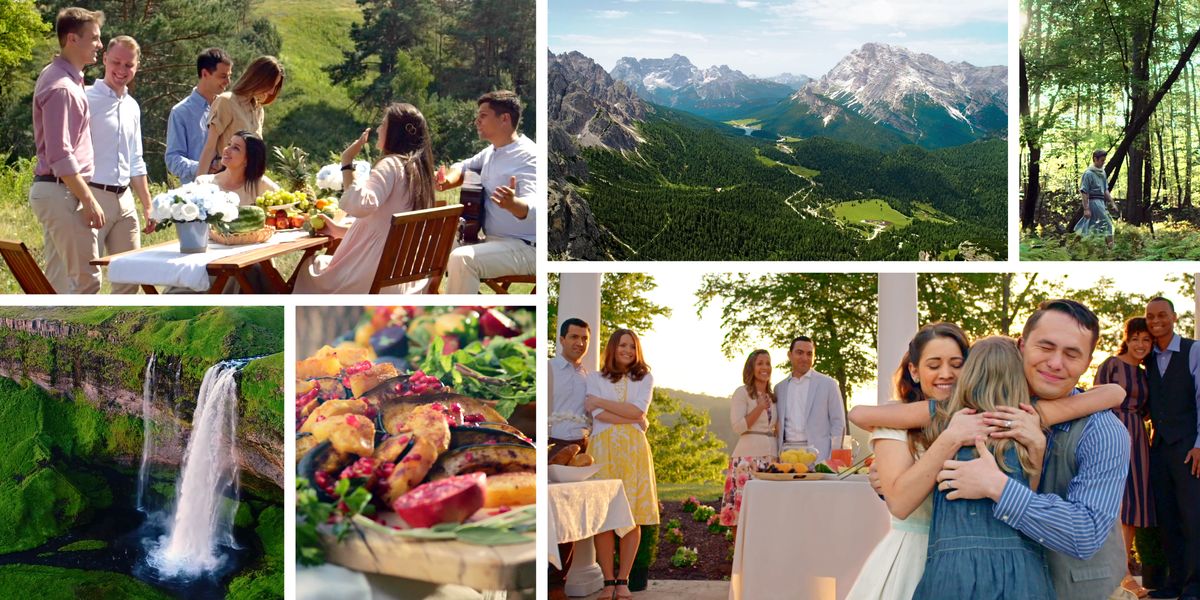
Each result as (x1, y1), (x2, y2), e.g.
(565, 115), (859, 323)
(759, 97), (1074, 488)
(136, 352), (156, 513)
(147, 360), (244, 578)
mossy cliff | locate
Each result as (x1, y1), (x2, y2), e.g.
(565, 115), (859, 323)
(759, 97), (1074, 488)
(0, 307), (284, 554)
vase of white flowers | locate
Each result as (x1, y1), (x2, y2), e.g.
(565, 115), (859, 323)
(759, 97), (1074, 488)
(150, 182), (240, 253)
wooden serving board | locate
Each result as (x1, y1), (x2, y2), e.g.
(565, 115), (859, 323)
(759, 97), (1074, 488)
(320, 515), (535, 594)
(751, 471), (827, 481)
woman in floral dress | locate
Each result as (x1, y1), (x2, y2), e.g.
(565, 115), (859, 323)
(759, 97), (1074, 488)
(586, 329), (659, 600)
(719, 349), (778, 536)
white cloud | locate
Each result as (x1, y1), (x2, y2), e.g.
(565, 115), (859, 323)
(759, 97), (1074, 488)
(737, 1), (760, 7)
(646, 28), (710, 41)
(888, 31), (907, 38)
(896, 38), (1008, 65)
(769, 0), (1006, 31)
(593, 9), (630, 18)
(673, 0), (727, 4)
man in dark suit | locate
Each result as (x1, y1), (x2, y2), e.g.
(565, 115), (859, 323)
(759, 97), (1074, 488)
(1144, 297), (1200, 600)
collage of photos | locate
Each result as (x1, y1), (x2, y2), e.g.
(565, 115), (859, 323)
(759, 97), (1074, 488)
(1, 0), (1200, 599)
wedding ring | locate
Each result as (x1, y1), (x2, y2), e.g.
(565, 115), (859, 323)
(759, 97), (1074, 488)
(1005, 420), (1013, 429)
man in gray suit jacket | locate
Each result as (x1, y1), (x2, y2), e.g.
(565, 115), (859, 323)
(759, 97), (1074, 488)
(774, 336), (846, 461)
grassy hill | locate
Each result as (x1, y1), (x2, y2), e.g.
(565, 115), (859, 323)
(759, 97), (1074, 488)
(660, 387), (735, 452)
(255, 0), (364, 163)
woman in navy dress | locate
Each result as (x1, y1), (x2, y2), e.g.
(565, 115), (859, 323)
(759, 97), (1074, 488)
(1095, 317), (1155, 598)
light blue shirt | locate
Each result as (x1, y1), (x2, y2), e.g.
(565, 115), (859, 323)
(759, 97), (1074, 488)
(993, 389), (1129, 560)
(457, 134), (537, 244)
(165, 88), (211, 183)
(85, 79), (147, 186)
(549, 355), (590, 440)
(1151, 332), (1200, 448)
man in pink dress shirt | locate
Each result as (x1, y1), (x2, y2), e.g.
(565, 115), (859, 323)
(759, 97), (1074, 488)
(29, 7), (107, 294)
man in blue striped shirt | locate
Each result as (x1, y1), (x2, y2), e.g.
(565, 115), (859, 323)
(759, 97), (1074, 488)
(937, 299), (1130, 600)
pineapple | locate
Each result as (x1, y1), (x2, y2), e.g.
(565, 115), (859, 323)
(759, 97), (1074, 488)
(272, 145), (314, 208)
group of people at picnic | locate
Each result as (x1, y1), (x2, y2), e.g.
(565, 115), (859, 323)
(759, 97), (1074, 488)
(29, 7), (536, 294)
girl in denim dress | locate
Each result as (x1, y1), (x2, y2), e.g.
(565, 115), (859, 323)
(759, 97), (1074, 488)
(911, 337), (1054, 600)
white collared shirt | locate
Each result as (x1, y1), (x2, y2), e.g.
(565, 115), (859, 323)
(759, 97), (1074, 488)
(85, 78), (147, 186)
(783, 370), (813, 443)
(549, 355), (590, 439)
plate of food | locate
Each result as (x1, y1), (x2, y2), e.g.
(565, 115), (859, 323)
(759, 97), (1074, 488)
(296, 306), (536, 594)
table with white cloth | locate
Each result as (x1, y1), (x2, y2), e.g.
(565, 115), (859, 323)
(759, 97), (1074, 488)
(729, 479), (892, 600)
(92, 229), (330, 293)
(547, 479), (636, 569)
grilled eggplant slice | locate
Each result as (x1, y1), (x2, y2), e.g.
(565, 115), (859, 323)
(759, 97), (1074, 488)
(427, 443), (536, 481)
(449, 424), (533, 450)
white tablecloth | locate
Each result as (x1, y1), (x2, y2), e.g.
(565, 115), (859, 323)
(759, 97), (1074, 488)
(107, 229), (312, 291)
(547, 479), (635, 569)
(730, 479), (892, 600)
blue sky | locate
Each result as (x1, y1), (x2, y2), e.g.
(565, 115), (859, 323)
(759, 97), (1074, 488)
(550, 0), (1008, 78)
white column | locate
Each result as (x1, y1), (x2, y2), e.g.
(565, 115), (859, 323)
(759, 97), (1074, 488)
(877, 273), (919, 405)
(554, 272), (604, 598)
(556, 273), (602, 370)
(1194, 274), (1200, 340)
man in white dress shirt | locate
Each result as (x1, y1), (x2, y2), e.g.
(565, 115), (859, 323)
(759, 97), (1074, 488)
(774, 336), (846, 461)
(85, 35), (153, 293)
(550, 317), (592, 450)
(548, 317), (592, 584)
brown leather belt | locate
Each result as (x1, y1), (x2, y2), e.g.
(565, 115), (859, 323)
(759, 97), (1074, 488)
(88, 182), (128, 195)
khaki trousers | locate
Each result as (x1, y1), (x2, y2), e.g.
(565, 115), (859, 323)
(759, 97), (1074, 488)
(90, 186), (141, 294)
(28, 181), (100, 294)
(445, 236), (534, 294)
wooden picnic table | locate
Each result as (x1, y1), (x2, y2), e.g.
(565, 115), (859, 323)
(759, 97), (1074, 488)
(91, 232), (330, 294)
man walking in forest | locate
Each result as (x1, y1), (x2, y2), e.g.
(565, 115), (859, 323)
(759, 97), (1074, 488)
(1074, 149), (1115, 248)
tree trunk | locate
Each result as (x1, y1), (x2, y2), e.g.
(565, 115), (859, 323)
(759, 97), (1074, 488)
(1107, 25), (1200, 185)
(1126, 23), (1150, 224)
(1020, 51), (1041, 229)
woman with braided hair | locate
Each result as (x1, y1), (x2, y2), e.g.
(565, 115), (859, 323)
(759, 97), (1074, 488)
(294, 103), (437, 293)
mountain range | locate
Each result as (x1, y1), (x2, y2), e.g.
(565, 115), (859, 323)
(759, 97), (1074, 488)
(610, 54), (796, 120)
(546, 47), (1007, 261)
(609, 43), (1006, 150)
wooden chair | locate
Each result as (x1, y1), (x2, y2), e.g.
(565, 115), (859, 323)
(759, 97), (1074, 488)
(370, 205), (463, 294)
(482, 274), (536, 294)
(0, 240), (55, 294)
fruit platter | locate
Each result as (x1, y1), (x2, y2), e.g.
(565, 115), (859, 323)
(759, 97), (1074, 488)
(296, 306), (536, 594)
(255, 189), (342, 232)
(753, 449), (873, 481)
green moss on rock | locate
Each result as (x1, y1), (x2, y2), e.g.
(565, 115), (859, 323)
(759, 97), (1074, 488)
(0, 565), (171, 599)
(241, 353), (284, 437)
(58, 539), (107, 552)
(227, 505), (284, 600)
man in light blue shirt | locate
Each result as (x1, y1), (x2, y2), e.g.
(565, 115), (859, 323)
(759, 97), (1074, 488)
(436, 90), (536, 294)
(85, 35), (153, 294)
(165, 48), (231, 183)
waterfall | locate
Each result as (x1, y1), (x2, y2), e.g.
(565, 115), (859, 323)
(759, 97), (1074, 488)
(136, 352), (156, 513)
(148, 361), (242, 578)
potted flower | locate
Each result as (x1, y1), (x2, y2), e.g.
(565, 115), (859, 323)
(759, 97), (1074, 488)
(150, 182), (239, 253)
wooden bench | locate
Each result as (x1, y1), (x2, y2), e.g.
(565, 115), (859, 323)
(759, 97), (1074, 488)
(0, 240), (55, 294)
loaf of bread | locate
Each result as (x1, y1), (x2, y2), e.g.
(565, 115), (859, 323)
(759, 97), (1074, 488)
(569, 453), (594, 467)
(484, 471), (536, 507)
(549, 444), (580, 466)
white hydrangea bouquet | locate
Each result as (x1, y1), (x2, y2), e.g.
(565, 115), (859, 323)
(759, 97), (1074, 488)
(315, 160), (370, 191)
(150, 182), (239, 230)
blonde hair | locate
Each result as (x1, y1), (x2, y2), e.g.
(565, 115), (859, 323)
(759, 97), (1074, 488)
(927, 336), (1038, 477)
(106, 35), (140, 61)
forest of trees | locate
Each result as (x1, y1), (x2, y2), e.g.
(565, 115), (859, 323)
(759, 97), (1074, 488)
(580, 108), (1006, 261)
(0, 0), (535, 181)
(1021, 0), (1200, 258)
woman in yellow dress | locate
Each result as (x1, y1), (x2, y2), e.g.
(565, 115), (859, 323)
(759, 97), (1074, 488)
(585, 328), (659, 600)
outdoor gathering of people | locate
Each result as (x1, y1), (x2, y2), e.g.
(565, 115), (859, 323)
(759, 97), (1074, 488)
(550, 295), (1200, 600)
(24, 6), (536, 294)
